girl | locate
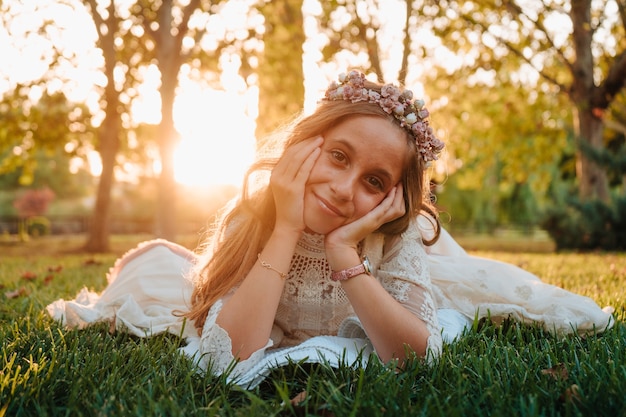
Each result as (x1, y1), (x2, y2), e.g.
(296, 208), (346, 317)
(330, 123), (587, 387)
(48, 71), (612, 387)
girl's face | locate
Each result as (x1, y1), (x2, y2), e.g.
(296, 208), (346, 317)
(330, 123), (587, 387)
(303, 116), (408, 235)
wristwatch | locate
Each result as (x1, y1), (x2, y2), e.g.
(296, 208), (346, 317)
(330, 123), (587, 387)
(330, 256), (372, 281)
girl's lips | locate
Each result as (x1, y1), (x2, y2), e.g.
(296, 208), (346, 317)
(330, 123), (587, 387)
(317, 195), (344, 217)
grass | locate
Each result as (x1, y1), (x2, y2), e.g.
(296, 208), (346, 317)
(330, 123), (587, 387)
(1, 234), (625, 416)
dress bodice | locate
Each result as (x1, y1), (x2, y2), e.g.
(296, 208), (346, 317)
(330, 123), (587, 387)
(274, 232), (354, 346)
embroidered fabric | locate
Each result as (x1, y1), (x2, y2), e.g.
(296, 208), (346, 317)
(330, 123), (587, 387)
(197, 219), (443, 375)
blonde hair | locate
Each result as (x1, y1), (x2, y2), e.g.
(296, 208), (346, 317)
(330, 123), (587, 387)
(185, 81), (441, 332)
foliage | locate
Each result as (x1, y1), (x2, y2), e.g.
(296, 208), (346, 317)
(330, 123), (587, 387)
(255, 0), (305, 138)
(25, 216), (51, 237)
(0, 87), (94, 186)
(12, 187), (55, 218)
(436, 177), (542, 232)
(424, 0), (626, 201)
(316, 0), (419, 84)
(542, 194), (626, 251)
(1, 247), (625, 415)
(540, 124), (626, 251)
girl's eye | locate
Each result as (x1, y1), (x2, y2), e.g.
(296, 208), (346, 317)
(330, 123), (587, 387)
(331, 150), (346, 162)
(366, 176), (384, 191)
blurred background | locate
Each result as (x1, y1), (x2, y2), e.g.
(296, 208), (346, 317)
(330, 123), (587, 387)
(0, 0), (624, 253)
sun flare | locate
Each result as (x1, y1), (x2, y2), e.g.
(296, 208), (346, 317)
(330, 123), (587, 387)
(173, 87), (256, 188)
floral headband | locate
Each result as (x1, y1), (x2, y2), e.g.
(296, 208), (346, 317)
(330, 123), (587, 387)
(324, 70), (444, 163)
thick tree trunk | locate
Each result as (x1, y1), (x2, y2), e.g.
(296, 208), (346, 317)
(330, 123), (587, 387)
(256, 0), (305, 140)
(574, 106), (610, 201)
(570, 0), (610, 202)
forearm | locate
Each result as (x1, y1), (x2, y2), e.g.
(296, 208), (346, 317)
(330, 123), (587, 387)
(341, 275), (431, 362)
(215, 228), (299, 359)
(328, 248), (430, 362)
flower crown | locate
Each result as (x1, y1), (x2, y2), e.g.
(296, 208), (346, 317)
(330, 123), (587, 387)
(324, 70), (444, 163)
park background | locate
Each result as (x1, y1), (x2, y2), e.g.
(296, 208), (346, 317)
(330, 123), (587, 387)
(0, 0), (625, 252)
(2, 1), (626, 415)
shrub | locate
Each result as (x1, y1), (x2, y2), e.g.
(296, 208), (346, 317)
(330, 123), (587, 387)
(541, 195), (626, 251)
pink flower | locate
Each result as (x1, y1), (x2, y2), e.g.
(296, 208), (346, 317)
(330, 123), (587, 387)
(379, 97), (396, 114)
(405, 113), (418, 124)
(323, 70), (444, 165)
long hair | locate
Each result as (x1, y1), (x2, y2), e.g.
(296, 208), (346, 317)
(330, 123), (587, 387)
(185, 80), (441, 332)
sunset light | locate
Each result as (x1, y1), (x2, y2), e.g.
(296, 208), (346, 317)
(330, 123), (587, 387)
(172, 74), (257, 188)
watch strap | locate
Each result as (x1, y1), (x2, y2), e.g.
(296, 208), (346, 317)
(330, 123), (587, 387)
(330, 257), (371, 281)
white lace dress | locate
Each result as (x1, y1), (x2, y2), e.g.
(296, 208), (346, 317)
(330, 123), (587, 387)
(196, 219), (442, 385)
(46, 218), (613, 388)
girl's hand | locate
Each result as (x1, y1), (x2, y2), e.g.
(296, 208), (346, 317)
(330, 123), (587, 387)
(325, 183), (405, 253)
(270, 136), (323, 234)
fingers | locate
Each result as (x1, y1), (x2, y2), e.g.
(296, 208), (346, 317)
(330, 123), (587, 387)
(273, 136), (323, 182)
(372, 184), (406, 225)
(270, 137), (323, 232)
(326, 184), (406, 248)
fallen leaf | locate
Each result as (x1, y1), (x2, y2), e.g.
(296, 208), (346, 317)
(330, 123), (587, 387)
(83, 259), (102, 266)
(560, 384), (582, 404)
(48, 265), (63, 273)
(5, 287), (28, 299)
(541, 363), (569, 380)
(44, 274), (54, 285)
(21, 271), (37, 281)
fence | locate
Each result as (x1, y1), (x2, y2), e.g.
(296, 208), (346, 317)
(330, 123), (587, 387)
(0, 215), (208, 236)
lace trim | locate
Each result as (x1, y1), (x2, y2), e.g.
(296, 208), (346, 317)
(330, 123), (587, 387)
(199, 299), (273, 377)
(297, 232), (325, 254)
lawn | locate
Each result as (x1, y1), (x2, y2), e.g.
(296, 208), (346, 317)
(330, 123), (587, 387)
(1, 234), (625, 416)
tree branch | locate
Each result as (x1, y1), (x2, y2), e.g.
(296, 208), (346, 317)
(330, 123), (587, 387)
(398, 0), (412, 85)
(598, 49), (626, 107)
(504, 0), (575, 75)
(617, 0), (626, 33)
(461, 10), (568, 93)
(176, 0), (202, 59)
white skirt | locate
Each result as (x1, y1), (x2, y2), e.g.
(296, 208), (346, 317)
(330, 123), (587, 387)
(46, 232), (613, 387)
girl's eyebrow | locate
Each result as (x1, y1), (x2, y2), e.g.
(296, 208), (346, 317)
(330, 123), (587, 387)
(332, 138), (395, 186)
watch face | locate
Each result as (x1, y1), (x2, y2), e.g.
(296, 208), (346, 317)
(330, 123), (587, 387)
(363, 256), (371, 274)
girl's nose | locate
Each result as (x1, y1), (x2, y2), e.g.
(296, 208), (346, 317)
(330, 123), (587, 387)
(330, 173), (356, 201)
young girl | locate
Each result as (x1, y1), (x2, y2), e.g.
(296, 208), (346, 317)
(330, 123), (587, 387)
(47, 70), (613, 388)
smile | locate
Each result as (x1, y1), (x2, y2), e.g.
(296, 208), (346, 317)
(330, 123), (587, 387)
(316, 195), (344, 217)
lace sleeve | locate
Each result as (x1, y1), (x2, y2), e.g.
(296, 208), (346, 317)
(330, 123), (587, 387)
(197, 296), (274, 378)
(375, 220), (443, 357)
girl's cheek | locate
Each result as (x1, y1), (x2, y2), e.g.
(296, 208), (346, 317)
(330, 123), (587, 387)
(355, 195), (380, 218)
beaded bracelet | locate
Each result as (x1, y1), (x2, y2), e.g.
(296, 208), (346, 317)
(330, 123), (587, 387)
(257, 253), (287, 279)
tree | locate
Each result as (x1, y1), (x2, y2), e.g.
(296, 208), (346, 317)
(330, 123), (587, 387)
(79, 0), (232, 250)
(426, 0), (626, 202)
(129, 0), (227, 241)
(318, 0), (417, 84)
(80, 0), (128, 252)
(0, 86), (94, 187)
(255, 0), (305, 139)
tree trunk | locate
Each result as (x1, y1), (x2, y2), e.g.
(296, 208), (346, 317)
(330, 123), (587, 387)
(574, 105), (610, 201)
(84, 117), (119, 252)
(154, 71), (179, 241)
(256, 0), (305, 140)
(570, 0), (610, 202)
(152, 0), (185, 242)
(83, 0), (120, 253)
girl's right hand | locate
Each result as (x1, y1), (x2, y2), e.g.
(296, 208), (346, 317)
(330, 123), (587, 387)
(270, 136), (323, 234)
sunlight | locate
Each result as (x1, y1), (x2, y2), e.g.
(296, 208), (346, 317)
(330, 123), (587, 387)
(173, 86), (256, 187)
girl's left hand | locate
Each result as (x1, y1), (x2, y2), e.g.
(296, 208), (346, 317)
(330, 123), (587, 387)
(325, 183), (405, 252)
